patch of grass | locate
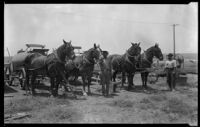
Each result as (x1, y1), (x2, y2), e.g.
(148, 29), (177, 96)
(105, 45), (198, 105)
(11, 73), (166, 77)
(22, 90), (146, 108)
(4, 97), (70, 115)
(161, 98), (195, 117)
(109, 99), (135, 108)
(140, 98), (154, 104)
(149, 95), (167, 102)
(139, 98), (157, 110)
(34, 107), (82, 123)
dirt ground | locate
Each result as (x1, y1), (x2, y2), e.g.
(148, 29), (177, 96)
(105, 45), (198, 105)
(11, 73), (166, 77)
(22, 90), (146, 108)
(4, 73), (198, 125)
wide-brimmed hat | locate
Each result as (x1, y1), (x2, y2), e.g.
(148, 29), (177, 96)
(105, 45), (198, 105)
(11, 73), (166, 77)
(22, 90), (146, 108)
(167, 53), (173, 57)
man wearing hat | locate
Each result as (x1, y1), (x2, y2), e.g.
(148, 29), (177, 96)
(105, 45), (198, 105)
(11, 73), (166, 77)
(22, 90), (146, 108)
(164, 53), (177, 91)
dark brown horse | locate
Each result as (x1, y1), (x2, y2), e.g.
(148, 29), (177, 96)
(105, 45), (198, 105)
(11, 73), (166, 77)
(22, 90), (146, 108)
(24, 40), (75, 96)
(65, 44), (103, 96)
(137, 43), (163, 89)
(105, 42), (141, 90)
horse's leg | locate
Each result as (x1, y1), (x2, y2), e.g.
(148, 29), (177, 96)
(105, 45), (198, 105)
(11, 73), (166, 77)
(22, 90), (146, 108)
(141, 73), (145, 89)
(100, 74), (105, 96)
(112, 70), (118, 82)
(121, 71), (125, 88)
(87, 76), (92, 95)
(132, 73), (135, 87)
(81, 75), (87, 96)
(50, 77), (55, 97)
(54, 77), (60, 97)
(102, 83), (105, 96)
(144, 72), (149, 89)
(128, 73), (134, 90)
(25, 72), (30, 95)
(31, 72), (36, 95)
(106, 81), (109, 97)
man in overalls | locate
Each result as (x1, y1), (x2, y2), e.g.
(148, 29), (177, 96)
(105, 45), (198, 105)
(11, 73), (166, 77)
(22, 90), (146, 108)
(164, 53), (177, 91)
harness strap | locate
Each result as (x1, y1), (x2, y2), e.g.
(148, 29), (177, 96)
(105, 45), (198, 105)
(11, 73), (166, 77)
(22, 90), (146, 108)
(83, 55), (94, 65)
(126, 50), (138, 59)
(74, 55), (94, 69)
(125, 50), (139, 66)
(53, 50), (63, 64)
(142, 51), (152, 65)
(125, 53), (134, 66)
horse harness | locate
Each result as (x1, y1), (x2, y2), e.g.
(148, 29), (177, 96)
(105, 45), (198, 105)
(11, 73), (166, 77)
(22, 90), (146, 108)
(74, 55), (95, 69)
(45, 50), (66, 74)
(140, 51), (152, 66)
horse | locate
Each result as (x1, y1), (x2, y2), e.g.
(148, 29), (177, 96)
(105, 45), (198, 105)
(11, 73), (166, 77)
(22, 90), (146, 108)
(137, 43), (163, 89)
(65, 44), (103, 96)
(105, 42), (141, 90)
(24, 40), (75, 97)
(175, 54), (184, 69)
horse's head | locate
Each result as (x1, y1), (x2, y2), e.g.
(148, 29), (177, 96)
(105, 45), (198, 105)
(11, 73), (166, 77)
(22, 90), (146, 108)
(151, 43), (163, 60)
(127, 42), (141, 56)
(62, 39), (75, 60)
(91, 43), (104, 63)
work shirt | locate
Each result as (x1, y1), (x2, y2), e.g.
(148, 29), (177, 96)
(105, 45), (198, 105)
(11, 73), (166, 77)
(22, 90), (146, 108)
(165, 59), (177, 69)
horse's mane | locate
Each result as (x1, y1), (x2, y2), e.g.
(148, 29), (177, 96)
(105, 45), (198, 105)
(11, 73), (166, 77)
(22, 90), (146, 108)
(84, 48), (94, 53)
(146, 46), (156, 53)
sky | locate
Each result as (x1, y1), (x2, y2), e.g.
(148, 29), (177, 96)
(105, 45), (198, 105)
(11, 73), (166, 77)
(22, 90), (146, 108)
(4, 3), (198, 56)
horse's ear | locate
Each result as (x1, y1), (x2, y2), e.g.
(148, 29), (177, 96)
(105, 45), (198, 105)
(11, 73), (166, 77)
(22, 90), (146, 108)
(63, 39), (67, 44)
(138, 42), (141, 46)
(94, 43), (97, 49)
(155, 43), (158, 47)
(131, 42), (134, 45)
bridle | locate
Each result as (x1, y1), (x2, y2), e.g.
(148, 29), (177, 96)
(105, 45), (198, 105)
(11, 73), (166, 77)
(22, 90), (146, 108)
(125, 49), (140, 66)
(82, 55), (95, 65)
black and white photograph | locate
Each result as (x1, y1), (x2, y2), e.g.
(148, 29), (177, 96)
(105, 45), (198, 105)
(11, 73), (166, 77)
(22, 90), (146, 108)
(4, 3), (198, 125)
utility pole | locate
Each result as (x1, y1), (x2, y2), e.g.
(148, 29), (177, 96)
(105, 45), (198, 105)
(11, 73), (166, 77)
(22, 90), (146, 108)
(172, 24), (179, 59)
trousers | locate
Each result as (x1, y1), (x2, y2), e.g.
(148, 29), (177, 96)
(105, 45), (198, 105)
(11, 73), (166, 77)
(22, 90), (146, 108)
(166, 68), (176, 90)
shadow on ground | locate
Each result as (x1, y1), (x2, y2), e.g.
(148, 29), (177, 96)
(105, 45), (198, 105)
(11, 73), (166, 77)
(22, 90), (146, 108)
(4, 85), (18, 94)
(121, 85), (161, 94)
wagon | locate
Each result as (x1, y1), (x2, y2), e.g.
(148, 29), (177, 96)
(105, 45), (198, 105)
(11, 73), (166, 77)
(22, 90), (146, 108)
(4, 44), (49, 90)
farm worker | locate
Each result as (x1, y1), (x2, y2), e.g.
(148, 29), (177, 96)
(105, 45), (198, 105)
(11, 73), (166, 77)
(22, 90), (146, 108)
(98, 51), (111, 97)
(164, 53), (177, 91)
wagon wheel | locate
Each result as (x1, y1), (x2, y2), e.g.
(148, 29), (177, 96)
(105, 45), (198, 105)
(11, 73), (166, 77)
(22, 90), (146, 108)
(19, 68), (27, 90)
(4, 66), (12, 86)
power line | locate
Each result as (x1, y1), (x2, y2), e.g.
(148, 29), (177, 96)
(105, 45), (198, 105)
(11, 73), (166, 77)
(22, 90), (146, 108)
(59, 11), (173, 26)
